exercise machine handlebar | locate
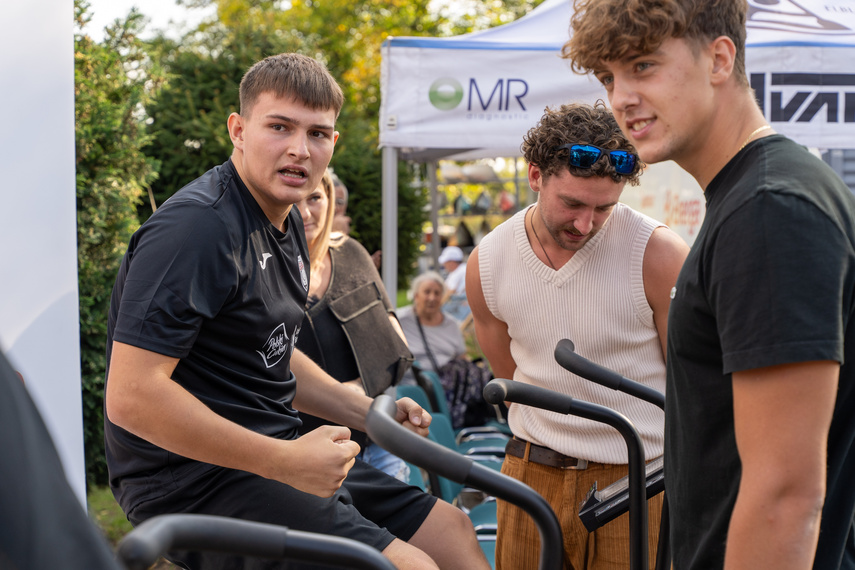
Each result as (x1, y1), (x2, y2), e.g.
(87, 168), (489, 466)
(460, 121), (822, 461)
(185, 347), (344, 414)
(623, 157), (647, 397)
(483, 378), (649, 570)
(117, 513), (397, 570)
(366, 394), (564, 570)
(554, 339), (665, 410)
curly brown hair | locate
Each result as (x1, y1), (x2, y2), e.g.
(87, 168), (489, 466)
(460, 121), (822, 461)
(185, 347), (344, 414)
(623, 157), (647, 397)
(521, 101), (643, 185)
(239, 53), (344, 119)
(562, 0), (748, 87)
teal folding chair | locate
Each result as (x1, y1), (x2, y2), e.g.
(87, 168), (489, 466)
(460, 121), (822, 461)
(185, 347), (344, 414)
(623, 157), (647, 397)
(395, 385), (504, 505)
(405, 460), (428, 491)
(413, 366), (513, 443)
(396, 383), (507, 459)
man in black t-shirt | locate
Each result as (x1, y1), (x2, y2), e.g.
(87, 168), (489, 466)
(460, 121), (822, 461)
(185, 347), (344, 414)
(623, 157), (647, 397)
(567, 2), (855, 569)
(105, 53), (488, 570)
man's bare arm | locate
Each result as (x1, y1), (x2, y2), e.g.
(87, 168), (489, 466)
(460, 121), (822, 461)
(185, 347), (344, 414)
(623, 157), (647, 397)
(106, 341), (359, 497)
(290, 348), (373, 431)
(290, 348), (430, 437)
(465, 245), (516, 380)
(642, 226), (689, 358)
(389, 313), (408, 347)
(725, 360), (838, 569)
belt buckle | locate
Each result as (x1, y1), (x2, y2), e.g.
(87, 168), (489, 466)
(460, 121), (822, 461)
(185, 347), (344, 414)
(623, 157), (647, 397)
(566, 458), (588, 470)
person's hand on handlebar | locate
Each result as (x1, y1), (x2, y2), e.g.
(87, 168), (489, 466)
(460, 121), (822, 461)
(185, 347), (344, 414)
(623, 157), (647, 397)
(394, 397), (431, 437)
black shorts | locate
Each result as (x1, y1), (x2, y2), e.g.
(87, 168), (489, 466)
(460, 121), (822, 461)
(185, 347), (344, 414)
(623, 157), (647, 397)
(127, 459), (437, 569)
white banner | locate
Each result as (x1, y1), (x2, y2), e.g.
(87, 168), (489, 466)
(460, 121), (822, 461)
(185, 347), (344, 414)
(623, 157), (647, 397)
(381, 47), (601, 151)
(381, 0), (855, 153)
(750, 47), (855, 149)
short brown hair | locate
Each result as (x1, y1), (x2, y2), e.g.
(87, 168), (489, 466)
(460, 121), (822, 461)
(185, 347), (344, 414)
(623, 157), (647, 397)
(563, 0), (748, 87)
(522, 101), (642, 185)
(239, 53), (344, 119)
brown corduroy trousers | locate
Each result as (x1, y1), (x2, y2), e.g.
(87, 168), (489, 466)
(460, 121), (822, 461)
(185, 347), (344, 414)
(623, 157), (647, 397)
(495, 451), (663, 569)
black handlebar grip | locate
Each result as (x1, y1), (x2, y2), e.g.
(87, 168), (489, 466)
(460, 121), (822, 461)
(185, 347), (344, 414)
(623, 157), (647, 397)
(554, 339), (665, 410)
(117, 514), (396, 570)
(366, 395), (474, 483)
(366, 393), (565, 570)
(483, 377), (510, 405)
(554, 339), (625, 390)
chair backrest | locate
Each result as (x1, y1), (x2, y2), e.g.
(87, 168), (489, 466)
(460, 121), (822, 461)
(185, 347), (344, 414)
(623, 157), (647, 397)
(426, 412), (458, 450)
(425, 414), (465, 503)
(415, 367), (452, 417)
(424, 416), (505, 505)
(394, 385), (464, 502)
(405, 462), (427, 491)
(395, 384), (433, 412)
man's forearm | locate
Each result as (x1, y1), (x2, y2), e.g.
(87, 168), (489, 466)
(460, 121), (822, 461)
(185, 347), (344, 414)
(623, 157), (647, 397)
(724, 485), (823, 569)
(106, 342), (362, 497)
(290, 349), (372, 431)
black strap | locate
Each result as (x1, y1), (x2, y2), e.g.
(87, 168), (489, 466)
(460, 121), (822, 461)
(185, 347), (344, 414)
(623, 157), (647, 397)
(414, 313), (442, 374)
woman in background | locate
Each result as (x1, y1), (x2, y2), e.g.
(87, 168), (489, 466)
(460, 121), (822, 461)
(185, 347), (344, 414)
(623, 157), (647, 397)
(294, 169), (413, 482)
(398, 272), (495, 429)
(398, 272), (467, 372)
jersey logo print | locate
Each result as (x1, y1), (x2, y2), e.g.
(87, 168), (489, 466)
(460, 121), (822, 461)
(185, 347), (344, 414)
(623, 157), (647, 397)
(259, 252), (273, 269)
(297, 254), (308, 291)
(257, 323), (289, 368)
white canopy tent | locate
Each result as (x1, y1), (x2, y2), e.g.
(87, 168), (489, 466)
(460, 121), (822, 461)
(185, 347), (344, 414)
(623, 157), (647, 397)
(378, 0), (855, 299)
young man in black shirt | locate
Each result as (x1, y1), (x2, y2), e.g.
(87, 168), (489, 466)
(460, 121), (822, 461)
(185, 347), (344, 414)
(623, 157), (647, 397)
(567, 2), (855, 569)
(105, 52), (488, 570)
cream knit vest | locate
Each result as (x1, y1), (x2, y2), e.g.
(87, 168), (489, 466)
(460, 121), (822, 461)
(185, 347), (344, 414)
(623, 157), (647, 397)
(479, 203), (666, 463)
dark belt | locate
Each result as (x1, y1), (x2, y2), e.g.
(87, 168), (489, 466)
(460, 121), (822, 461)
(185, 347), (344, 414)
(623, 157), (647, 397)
(505, 437), (589, 470)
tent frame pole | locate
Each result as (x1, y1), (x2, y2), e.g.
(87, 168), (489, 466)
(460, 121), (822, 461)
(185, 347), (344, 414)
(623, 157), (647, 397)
(428, 161), (440, 271)
(382, 146), (399, 305)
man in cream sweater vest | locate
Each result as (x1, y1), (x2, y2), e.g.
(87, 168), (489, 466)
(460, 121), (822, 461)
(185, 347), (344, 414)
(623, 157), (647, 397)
(466, 102), (688, 569)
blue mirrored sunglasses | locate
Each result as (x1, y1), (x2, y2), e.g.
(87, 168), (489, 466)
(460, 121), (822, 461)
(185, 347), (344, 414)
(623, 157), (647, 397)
(555, 143), (638, 175)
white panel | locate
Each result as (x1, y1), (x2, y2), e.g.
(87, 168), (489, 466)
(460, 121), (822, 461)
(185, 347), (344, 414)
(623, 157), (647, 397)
(0, 0), (84, 501)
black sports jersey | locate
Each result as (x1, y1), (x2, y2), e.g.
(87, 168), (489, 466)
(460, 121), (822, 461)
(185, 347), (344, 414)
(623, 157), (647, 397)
(105, 159), (310, 512)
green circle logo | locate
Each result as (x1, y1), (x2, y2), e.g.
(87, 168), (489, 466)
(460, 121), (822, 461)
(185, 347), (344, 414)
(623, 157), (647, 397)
(429, 78), (464, 110)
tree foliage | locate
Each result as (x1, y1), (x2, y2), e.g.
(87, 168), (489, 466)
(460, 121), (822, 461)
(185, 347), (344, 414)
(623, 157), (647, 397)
(75, 0), (165, 487)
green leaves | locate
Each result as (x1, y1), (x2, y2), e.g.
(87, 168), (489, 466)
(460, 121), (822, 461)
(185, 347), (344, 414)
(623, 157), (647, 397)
(75, 0), (164, 487)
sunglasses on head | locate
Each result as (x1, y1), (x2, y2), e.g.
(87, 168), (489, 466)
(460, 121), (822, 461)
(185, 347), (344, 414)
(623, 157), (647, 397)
(555, 143), (638, 175)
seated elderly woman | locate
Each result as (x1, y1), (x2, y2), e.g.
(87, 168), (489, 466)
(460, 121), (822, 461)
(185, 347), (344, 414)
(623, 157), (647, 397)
(398, 272), (493, 429)
(398, 272), (466, 371)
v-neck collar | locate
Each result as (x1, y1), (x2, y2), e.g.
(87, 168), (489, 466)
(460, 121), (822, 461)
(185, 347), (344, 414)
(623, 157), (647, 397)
(513, 204), (611, 288)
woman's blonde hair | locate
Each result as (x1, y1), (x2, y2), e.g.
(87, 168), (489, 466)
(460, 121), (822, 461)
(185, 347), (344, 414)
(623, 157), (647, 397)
(307, 169), (337, 274)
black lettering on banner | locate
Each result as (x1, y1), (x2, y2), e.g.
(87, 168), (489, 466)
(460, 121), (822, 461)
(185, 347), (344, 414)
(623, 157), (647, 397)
(505, 79), (528, 111)
(771, 92), (810, 121)
(469, 79), (503, 111)
(751, 72), (855, 123)
(468, 78), (529, 112)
